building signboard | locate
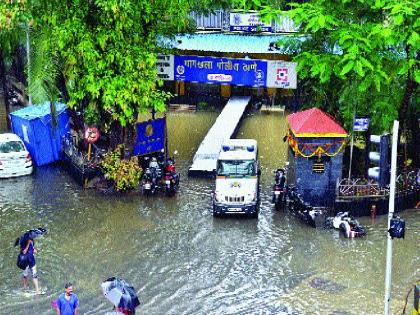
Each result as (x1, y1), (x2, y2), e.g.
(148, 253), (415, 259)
(157, 54), (297, 89)
(156, 54), (174, 81)
(266, 61), (297, 89)
(229, 12), (272, 33)
(174, 55), (267, 87)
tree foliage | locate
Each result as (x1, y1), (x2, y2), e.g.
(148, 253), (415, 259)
(237, 0), (419, 134)
(26, 0), (194, 130)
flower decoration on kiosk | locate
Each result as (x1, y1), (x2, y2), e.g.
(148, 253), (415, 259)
(286, 108), (348, 158)
(286, 130), (347, 158)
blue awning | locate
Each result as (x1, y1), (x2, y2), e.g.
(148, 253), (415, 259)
(161, 33), (306, 55)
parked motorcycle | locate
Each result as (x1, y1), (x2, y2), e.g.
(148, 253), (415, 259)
(272, 168), (287, 209)
(142, 168), (156, 196)
(163, 156), (179, 196)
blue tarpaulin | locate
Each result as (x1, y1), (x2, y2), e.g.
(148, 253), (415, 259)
(9, 102), (70, 166)
(134, 118), (165, 156)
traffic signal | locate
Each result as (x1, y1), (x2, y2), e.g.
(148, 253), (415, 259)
(388, 215), (405, 239)
(367, 134), (389, 187)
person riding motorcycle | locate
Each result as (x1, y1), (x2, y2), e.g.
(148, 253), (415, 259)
(148, 157), (161, 181)
(275, 168), (286, 188)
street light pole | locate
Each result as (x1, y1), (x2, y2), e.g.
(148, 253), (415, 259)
(348, 108), (356, 179)
(384, 120), (399, 315)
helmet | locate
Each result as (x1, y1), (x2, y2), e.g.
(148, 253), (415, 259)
(152, 157), (157, 162)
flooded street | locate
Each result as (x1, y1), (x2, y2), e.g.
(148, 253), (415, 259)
(0, 111), (419, 315)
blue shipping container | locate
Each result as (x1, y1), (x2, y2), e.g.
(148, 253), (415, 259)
(9, 102), (70, 166)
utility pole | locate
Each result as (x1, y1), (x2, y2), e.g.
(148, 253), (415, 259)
(348, 108), (356, 179)
(384, 120), (399, 315)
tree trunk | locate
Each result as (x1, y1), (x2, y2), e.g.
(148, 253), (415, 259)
(0, 55), (11, 130)
(398, 76), (417, 131)
(110, 120), (123, 151)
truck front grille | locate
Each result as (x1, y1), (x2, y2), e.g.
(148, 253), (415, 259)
(225, 196), (244, 203)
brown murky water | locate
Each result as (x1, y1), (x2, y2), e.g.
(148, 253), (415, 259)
(0, 111), (419, 314)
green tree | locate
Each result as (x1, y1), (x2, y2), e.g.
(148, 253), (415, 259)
(26, 0), (195, 148)
(0, 1), (30, 128)
(236, 0), (418, 135)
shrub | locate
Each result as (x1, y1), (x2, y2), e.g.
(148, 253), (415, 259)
(197, 101), (209, 110)
(100, 145), (142, 191)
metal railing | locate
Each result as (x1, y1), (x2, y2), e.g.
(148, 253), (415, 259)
(336, 169), (419, 199)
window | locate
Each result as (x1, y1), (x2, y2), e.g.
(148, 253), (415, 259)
(0, 141), (25, 153)
(217, 160), (256, 177)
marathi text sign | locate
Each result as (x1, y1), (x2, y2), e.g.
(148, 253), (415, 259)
(134, 118), (165, 156)
(266, 61), (297, 89)
(229, 13), (272, 33)
(174, 55), (267, 87)
(353, 118), (370, 131)
(157, 54), (297, 89)
(156, 55), (174, 81)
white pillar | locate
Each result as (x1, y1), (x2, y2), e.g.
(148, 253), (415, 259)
(384, 120), (399, 315)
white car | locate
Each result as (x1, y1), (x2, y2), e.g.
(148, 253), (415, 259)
(0, 133), (33, 178)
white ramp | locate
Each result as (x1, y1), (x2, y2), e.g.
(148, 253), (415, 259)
(188, 96), (251, 176)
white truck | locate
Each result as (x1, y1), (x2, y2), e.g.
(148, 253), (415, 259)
(212, 139), (260, 218)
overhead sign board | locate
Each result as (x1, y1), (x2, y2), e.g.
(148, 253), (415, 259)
(157, 54), (297, 89)
(229, 13), (272, 33)
(174, 55), (266, 87)
(353, 118), (370, 131)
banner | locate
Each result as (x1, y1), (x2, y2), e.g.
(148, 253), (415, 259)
(134, 118), (165, 156)
(174, 55), (267, 87)
(157, 54), (297, 89)
(229, 13), (272, 33)
(266, 61), (297, 89)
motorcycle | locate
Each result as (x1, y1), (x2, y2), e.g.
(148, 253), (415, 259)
(162, 157), (179, 196)
(142, 168), (156, 196)
(325, 212), (367, 238)
(272, 168), (287, 209)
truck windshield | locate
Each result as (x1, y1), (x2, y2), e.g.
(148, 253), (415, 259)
(217, 160), (256, 177)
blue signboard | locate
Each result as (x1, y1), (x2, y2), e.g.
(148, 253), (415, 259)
(134, 118), (165, 156)
(174, 55), (267, 87)
(353, 118), (370, 131)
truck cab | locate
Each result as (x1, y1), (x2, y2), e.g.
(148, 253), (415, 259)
(212, 139), (260, 218)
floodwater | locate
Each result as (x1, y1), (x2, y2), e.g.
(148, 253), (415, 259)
(0, 111), (419, 315)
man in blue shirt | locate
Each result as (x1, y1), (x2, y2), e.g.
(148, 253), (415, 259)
(56, 283), (79, 315)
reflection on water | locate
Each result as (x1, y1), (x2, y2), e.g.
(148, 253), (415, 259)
(0, 111), (419, 315)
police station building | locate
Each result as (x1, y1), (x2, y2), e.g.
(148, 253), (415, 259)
(157, 10), (301, 109)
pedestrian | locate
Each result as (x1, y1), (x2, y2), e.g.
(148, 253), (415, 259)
(20, 238), (40, 294)
(56, 282), (79, 315)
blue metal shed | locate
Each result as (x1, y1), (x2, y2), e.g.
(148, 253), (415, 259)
(9, 102), (70, 166)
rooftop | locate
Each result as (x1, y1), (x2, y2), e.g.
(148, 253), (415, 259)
(287, 108), (347, 138)
(161, 33), (305, 55)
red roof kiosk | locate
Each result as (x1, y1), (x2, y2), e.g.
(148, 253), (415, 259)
(286, 108), (348, 206)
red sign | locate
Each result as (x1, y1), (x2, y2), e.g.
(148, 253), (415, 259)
(84, 127), (100, 143)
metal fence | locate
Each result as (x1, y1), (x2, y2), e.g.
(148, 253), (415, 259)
(336, 169), (419, 199)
